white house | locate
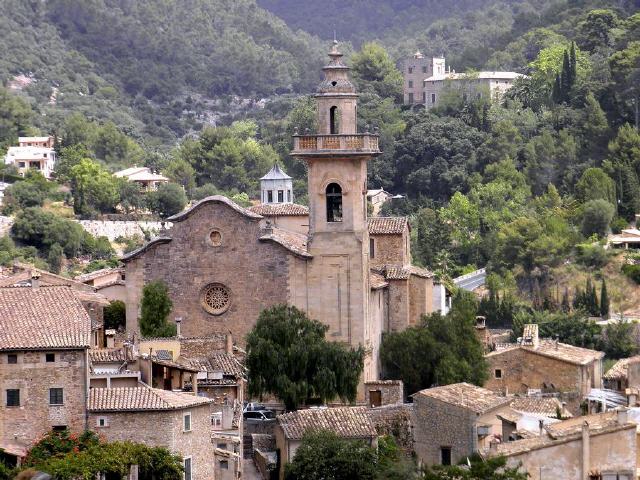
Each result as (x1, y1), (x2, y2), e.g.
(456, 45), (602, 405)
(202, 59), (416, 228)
(4, 136), (57, 179)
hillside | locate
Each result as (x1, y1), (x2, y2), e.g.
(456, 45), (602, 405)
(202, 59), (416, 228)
(0, 0), (325, 144)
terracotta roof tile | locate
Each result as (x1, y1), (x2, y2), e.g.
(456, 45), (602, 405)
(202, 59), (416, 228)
(603, 356), (640, 380)
(383, 265), (433, 280)
(0, 285), (91, 350)
(259, 227), (311, 258)
(89, 348), (134, 363)
(277, 406), (377, 440)
(368, 217), (408, 235)
(249, 204), (309, 216)
(414, 382), (511, 414)
(510, 397), (572, 418)
(185, 353), (245, 378)
(75, 268), (123, 283)
(370, 271), (388, 290)
(88, 385), (213, 411)
(487, 340), (604, 366)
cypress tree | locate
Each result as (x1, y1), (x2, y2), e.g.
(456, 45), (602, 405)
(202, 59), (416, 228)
(591, 280), (599, 316)
(561, 50), (572, 102)
(561, 288), (570, 313)
(600, 280), (610, 319)
(569, 42), (577, 86)
(552, 74), (562, 103)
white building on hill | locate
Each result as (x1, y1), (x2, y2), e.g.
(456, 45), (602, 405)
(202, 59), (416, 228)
(4, 136), (57, 179)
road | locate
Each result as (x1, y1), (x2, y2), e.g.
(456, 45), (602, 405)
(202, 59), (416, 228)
(453, 268), (486, 292)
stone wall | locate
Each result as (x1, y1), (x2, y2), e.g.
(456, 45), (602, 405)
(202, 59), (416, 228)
(387, 279), (409, 332)
(413, 393), (477, 465)
(0, 349), (88, 455)
(369, 233), (406, 268)
(77, 220), (167, 241)
(485, 348), (585, 397)
(367, 404), (414, 454)
(364, 380), (404, 406)
(125, 201), (294, 343)
(90, 403), (214, 480)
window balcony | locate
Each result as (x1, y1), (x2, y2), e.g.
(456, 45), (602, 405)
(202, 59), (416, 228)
(292, 133), (380, 157)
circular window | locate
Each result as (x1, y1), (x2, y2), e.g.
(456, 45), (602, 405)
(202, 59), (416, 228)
(201, 283), (231, 315)
(208, 229), (222, 247)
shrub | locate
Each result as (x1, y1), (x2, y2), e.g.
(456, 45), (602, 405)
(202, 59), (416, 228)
(575, 243), (609, 268)
(622, 264), (640, 284)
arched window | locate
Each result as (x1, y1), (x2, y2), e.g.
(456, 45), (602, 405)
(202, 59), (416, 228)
(329, 106), (339, 134)
(326, 183), (343, 223)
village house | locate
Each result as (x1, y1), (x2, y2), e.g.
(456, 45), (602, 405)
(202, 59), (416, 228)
(486, 410), (637, 480)
(402, 52), (522, 107)
(0, 285), (91, 466)
(603, 356), (640, 392)
(484, 324), (604, 405)
(75, 267), (127, 304)
(121, 42), (435, 390)
(366, 188), (393, 216)
(113, 166), (169, 192)
(88, 384), (215, 480)
(274, 406), (378, 479)
(412, 382), (513, 466)
(500, 397), (573, 441)
(88, 347), (140, 389)
(4, 136), (57, 179)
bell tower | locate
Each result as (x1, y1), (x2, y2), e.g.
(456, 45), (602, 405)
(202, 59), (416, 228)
(291, 41), (381, 381)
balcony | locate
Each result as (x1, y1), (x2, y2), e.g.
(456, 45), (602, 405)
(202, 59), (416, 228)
(292, 133), (380, 157)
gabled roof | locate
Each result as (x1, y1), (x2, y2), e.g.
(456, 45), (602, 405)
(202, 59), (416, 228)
(259, 227), (312, 258)
(249, 204), (309, 216)
(368, 217), (408, 235)
(414, 382), (511, 414)
(89, 348), (134, 363)
(370, 271), (388, 290)
(88, 384), (213, 412)
(487, 340), (604, 366)
(510, 397), (573, 419)
(277, 406), (377, 440)
(167, 195), (262, 223)
(604, 356), (640, 380)
(113, 166), (149, 178)
(185, 352), (245, 378)
(0, 285), (91, 350)
(383, 265), (433, 280)
(75, 268), (123, 283)
(260, 164), (292, 180)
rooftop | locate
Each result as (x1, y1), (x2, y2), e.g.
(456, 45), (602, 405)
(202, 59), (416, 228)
(368, 217), (408, 235)
(383, 265), (433, 280)
(185, 352), (245, 378)
(414, 382), (510, 414)
(260, 163), (292, 180)
(370, 270), (388, 290)
(510, 397), (573, 418)
(424, 71), (523, 82)
(249, 203), (309, 216)
(167, 195), (262, 223)
(277, 406), (377, 440)
(88, 384), (213, 412)
(0, 285), (91, 350)
(259, 227), (311, 258)
(89, 348), (134, 364)
(75, 267), (123, 283)
(488, 339), (604, 366)
(603, 356), (640, 380)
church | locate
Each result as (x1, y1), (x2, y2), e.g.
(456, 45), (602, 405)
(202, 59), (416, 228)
(122, 42), (435, 381)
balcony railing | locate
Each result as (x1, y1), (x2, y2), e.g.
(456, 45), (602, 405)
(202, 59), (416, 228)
(292, 134), (380, 154)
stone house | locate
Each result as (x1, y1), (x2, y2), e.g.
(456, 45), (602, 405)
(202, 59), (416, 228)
(75, 268), (127, 304)
(402, 52), (522, 107)
(88, 384), (214, 480)
(366, 188), (392, 216)
(0, 285), (92, 465)
(603, 355), (640, 392)
(412, 382), (513, 466)
(364, 380), (404, 408)
(88, 347), (140, 389)
(121, 42), (435, 389)
(486, 410), (637, 480)
(484, 324), (604, 400)
(274, 406), (378, 479)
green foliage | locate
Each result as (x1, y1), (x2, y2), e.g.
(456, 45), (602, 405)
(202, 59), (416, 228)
(284, 430), (377, 480)
(351, 42), (403, 101)
(246, 304), (364, 410)
(622, 263), (640, 284)
(104, 300), (126, 331)
(380, 291), (487, 397)
(600, 279), (610, 319)
(0, 87), (33, 149)
(575, 168), (616, 205)
(1, 179), (48, 214)
(139, 280), (176, 338)
(513, 310), (601, 349)
(70, 158), (119, 215)
(581, 199), (615, 238)
(146, 183), (187, 218)
(422, 454), (528, 480)
(164, 158), (196, 195)
(22, 429), (182, 480)
(47, 243), (64, 274)
(575, 243), (609, 268)
(606, 124), (640, 220)
(602, 320), (638, 359)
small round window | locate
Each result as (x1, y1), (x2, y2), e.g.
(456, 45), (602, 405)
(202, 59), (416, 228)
(208, 229), (222, 247)
(201, 283), (231, 315)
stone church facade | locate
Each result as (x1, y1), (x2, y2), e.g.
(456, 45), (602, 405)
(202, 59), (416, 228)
(123, 42), (434, 382)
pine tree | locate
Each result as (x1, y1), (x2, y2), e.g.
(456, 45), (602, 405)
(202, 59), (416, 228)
(600, 279), (610, 319)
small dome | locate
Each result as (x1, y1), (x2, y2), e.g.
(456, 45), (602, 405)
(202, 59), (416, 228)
(260, 163), (292, 181)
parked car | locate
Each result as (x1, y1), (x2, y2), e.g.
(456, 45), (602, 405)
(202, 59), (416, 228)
(243, 410), (275, 421)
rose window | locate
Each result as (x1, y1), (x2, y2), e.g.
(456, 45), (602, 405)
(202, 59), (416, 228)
(201, 283), (231, 315)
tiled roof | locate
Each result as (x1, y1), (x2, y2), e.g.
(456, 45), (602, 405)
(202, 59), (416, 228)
(370, 271), (388, 290)
(167, 195), (262, 222)
(0, 286), (91, 350)
(603, 356), (640, 380)
(414, 382), (510, 414)
(249, 203), (309, 216)
(260, 164), (292, 180)
(277, 406), (377, 440)
(368, 217), (408, 235)
(89, 348), (134, 363)
(75, 268), (123, 283)
(383, 265), (433, 280)
(510, 397), (573, 418)
(259, 227), (311, 258)
(88, 385), (213, 412)
(185, 353), (245, 378)
(487, 340), (604, 366)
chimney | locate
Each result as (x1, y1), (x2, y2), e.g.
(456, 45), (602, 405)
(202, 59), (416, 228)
(31, 271), (40, 290)
(617, 407), (628, 425)
(105, 330), (116, 348)
(489, 440), (498, 452)
(538, 419), (544, 436)
(226, 333), (233, 355)
(582, 421), (590, 480)
(175, 317), (182, 338)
